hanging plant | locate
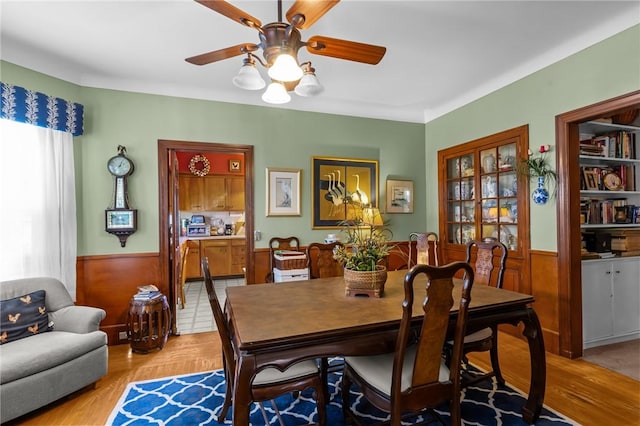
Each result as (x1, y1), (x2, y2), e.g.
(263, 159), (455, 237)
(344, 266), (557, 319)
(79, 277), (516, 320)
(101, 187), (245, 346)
(519, 145), (557, 200)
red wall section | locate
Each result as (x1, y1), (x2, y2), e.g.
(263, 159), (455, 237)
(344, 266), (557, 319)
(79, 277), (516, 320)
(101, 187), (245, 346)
(176, 152), (244, 175)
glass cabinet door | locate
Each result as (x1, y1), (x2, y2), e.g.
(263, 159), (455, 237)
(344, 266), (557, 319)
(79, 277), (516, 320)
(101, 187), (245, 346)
(446, 155), (476, 245)
(479, 143), (518, 250)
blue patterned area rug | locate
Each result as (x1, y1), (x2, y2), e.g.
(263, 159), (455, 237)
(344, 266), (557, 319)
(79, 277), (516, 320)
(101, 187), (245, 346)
(107, 360), (578, 425)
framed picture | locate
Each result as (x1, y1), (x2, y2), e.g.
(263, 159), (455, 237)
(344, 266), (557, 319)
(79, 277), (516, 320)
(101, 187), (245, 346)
(312, 156), (379, 228)
(582, 169), (599, 190)
(266, 168), (301, 216)
(229, 159), (241, 172)
(105, 209), (137, 231)
(386, 179), (414, 213)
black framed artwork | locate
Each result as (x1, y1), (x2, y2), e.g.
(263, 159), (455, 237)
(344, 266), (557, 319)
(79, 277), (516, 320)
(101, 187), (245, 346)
(311, 156), (379, 228)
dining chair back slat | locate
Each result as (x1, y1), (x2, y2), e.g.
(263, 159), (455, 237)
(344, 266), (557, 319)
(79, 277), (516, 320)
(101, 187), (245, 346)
(408, 232), (440, 267)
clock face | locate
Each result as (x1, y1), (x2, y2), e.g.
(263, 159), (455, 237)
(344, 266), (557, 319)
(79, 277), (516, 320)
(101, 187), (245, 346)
(603, 172), (622, 191)
(107, 155), (133, 177)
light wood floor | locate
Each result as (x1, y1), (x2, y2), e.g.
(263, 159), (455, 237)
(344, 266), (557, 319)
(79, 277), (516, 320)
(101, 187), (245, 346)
(9, 332), (640, 426)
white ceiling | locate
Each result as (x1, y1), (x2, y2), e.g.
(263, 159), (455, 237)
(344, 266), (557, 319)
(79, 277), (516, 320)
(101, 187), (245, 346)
(2, 1), (639, 123)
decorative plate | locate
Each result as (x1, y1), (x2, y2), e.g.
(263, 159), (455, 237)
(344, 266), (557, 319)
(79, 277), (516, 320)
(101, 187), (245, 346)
(603, 172), (622, 191)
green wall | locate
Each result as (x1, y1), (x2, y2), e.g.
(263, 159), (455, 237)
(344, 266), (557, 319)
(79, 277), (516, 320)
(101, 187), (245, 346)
(424, 24), (640, 251)
(0, 62), (425, 255)
(3, 24), (638, 255)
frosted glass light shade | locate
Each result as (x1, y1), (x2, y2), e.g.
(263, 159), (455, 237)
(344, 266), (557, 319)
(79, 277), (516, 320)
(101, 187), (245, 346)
(261, 82), (291, 104)
(268, 54), (303, 82)
(294, 73), (323, 96)
(232, 64), (266, 90)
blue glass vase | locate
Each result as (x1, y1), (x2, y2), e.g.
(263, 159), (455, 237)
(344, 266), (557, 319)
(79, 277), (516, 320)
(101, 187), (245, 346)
(532, 176), (549, 205)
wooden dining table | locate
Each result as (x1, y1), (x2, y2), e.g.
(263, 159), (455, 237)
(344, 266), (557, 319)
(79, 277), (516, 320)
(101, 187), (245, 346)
(224, 269), (546, 425)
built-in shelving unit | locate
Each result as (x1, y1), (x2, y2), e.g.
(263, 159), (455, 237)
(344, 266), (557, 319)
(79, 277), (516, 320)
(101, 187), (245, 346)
(579, 121), (640, 231)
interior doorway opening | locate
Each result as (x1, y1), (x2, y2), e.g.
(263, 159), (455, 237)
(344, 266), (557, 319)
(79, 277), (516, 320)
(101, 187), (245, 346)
(157, 140), (254, 335)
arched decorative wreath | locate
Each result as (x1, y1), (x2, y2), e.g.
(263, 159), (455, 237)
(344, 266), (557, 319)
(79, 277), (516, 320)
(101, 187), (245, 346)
(188, 154), (210, 177)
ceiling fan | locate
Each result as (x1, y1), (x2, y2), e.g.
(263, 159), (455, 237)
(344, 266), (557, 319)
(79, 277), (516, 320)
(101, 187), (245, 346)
(185, 0), (387, 104)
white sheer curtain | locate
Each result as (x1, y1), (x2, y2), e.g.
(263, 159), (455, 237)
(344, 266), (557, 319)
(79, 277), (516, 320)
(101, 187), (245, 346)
(0, 118), (77, 299)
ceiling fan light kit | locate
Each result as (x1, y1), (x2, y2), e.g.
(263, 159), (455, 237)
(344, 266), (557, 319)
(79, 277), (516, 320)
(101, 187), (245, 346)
(267, 52), (303, 82)
(295, 64), (323, 97)
(187, 0), (386, 105)
(262, 82), (291, 104)
(232, 58), (266, 90)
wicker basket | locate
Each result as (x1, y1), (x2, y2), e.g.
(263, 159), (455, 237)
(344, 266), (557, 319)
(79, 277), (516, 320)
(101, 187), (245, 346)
(274, 253), (307, 270)
(344, 265), (387, 298)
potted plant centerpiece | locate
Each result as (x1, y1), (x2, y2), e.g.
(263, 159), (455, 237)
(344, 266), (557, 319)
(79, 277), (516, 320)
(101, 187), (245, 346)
(333, 203), (392, 297)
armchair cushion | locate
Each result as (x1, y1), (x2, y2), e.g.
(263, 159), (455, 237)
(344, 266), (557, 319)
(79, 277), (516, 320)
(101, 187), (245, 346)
(0, 290), (52, 344)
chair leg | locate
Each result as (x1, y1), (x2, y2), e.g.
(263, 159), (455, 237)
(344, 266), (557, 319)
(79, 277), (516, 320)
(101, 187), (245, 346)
(217, 360), (232, 423)
(489, 329), (505, 385)
(316, 381), (327, 426)
(450, 395), (461, 426)
(270, 399), (286, 426)
(320, 357), (329, 400)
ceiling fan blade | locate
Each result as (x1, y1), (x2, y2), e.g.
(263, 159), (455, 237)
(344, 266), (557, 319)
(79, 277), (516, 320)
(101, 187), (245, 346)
(185, 44), (259, 65)
(306, 36), (386, 65)
(286, 0), (340, 29)
(195, 0), (262, 29)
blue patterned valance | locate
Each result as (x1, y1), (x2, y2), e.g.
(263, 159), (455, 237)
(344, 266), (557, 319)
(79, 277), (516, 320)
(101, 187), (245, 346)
(1, 82), (84, 136)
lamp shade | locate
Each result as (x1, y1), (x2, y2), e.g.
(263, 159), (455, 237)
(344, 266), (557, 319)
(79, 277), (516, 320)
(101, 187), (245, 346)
(232, 64), (266, 90)
(268, 54), (303, 82)
(261, 82), (291, 104)
(294, 72), (323, 97)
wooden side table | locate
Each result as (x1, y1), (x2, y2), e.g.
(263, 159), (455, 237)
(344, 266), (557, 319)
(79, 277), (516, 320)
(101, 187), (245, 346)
(127, 293), (171, 353)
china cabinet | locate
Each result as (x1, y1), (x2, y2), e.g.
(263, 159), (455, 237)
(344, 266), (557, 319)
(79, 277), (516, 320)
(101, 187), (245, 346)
(438, 125), (530, 293)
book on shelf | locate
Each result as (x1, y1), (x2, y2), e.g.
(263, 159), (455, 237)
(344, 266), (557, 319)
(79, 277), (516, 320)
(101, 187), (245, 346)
(580, 131), (637, 159)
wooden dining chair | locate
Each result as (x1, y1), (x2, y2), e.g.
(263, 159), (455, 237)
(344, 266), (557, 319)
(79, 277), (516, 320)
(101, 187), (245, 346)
(305, 241), (345, 393)
(177, 242), (189, 309)
(201, 257), (327, 425)
(341, 262), (475, 426)
(456, 237), (508, 386)
(267, 236), (302, 282)
(305, 241), (344, 279)
(408, 232), (440, 267)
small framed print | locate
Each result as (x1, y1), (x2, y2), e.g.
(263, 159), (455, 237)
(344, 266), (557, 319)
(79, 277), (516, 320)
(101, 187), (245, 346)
(386, 179), (414, 213)
(582, 170), (599, 190)
(266, 168), (301, 216)
(229, 159), (242, 172)
(105, 209), (137, 231)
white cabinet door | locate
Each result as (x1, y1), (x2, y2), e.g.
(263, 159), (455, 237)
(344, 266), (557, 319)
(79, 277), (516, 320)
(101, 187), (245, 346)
(612, 258), (640, 336)
(582, 261), (614, 343)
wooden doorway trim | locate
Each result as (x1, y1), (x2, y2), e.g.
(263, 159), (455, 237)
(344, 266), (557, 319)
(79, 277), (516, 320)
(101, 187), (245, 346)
(157, 140), (254, 334)
(556, 90), (640, 358)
